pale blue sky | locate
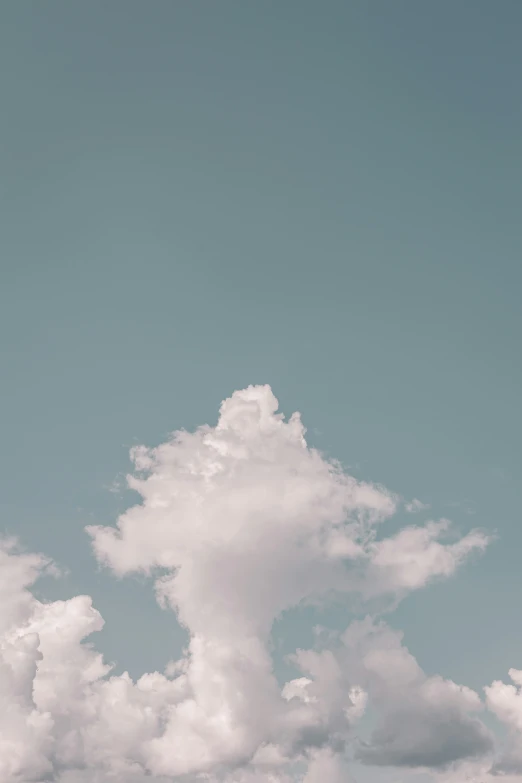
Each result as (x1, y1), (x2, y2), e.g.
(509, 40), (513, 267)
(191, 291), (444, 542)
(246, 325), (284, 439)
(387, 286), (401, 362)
(1, 1), (522, 770)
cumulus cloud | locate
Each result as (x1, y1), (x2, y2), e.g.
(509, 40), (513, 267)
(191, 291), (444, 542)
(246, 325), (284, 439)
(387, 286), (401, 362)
(405, 498), (430, 513)
(0, 537), (192, 781)
(0, 385), (494, 781)
(364, 519), (490, 595)
(291, 618), (493, 771)
(302, 747), (352, 782)
(484, 668), (522, 775)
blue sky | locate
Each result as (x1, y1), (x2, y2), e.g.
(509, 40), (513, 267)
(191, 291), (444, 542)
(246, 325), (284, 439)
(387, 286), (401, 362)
(1, 3), (522, 781)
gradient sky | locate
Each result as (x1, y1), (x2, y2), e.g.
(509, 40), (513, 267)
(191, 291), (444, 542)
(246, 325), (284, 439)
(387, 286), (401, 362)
(1, 3), (522, 781)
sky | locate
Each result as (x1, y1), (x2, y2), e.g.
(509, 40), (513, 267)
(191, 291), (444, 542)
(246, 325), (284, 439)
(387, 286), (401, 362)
(1, 2), (522, 781)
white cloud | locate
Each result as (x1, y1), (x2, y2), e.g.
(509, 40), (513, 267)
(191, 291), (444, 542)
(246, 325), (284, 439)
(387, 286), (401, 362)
(303, 747), (353, 782)
(365, 519), (490, 594)
(293, 618), (493, 771)
(485, 668), (522, 732)
(420, 669), (522, 780)
(485, 668), (522, 775)
(0, 385), (495, 781)
(405, 498), (430, 513)
(0, 538), (191, 780)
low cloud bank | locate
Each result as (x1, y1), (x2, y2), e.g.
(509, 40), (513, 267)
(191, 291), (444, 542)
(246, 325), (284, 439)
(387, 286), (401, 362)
(0, 385), (509, 782)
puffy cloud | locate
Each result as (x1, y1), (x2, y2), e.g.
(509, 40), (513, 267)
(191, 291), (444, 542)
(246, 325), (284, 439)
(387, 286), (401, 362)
(0, 540), (55, 781)
(354, 630), (493, 769)
(302, 747), (352, 783)
(0, 538), (191, 781)
(293, 618), (493, 771)
(485, 668), (522, 775)
(89, 385), (396, 634)
(87, 385), (395, 776)
(0, 386), (493, 781)
(364, 519), (490, 595)
(485, 668), (522, 732)
(405, 498), (430, 513)
(88, 385), (489, 775)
